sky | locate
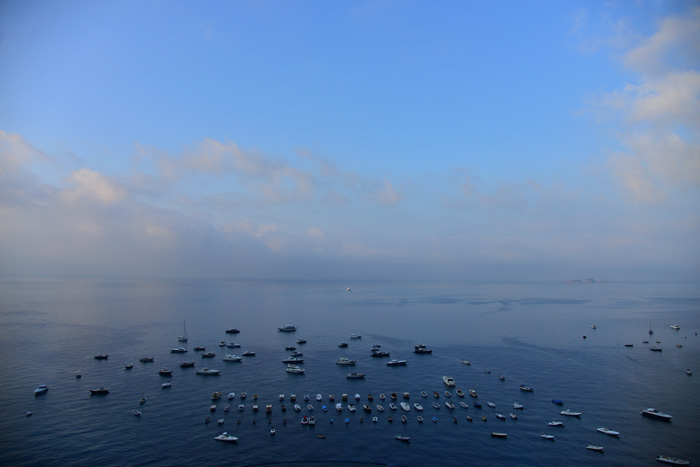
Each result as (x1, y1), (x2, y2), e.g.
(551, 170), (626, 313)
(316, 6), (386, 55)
(0, 0), (698, 282)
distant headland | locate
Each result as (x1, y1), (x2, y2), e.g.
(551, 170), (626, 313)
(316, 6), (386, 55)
(562, 278), (608, 284)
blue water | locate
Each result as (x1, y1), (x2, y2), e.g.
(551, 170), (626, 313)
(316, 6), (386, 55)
(1, 279), (699, 466)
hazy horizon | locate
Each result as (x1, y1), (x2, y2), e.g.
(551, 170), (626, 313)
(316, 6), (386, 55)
(1, 1), (698, 282)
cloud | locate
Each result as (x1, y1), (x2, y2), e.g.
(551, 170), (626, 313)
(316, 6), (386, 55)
(0, 130), (48, 173)
(60, 169), (127, 205)
(586, 6), (700, 203)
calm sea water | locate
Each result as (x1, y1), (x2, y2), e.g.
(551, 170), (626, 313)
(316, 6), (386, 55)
(0, 279), (698, 466)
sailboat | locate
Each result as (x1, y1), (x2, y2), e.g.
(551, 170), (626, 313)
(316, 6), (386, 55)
(649, 321), (653, 335)
(178, 321), (188, 342)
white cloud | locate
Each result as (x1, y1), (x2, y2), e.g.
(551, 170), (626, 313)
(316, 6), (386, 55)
(60, 169), (127, 205)
(0, 130), (48, 173)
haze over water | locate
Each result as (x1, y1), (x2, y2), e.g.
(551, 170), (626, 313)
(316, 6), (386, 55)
(1, 279), (698, 466)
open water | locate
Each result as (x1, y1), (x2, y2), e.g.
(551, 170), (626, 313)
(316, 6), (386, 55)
(0, 279), (699, 466)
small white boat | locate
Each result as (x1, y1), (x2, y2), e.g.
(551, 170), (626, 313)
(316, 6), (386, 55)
(548, 421), (564, 427)
(217, 418), (224, 425)
(335, 357), (356, 365)
(278, 324), (298, 332)
(133, 410), (142, 417)
(461, 360), (471, 365)
(597, 427), (620, 436)
(161, 382), (172, 389)
(395, 435), (410, 443)
(491, 432), (507, 438)
(641, 408), (672, 420)
(541, 433), (554, 440)
(509, 413), (517, 420)
(293, 404), (301, 412)
(400, 402), (411, 411)
(75, 371), (82, 378)
(443, 376), (456, 387)
(238, 404), (244, 411)
(270, 428), (275, 436)
(496, 413), (505, 420)
(686, 369), (693, 376)
(286, 364), (305, 374)
(34, 385), (49, 396)
(170, 347), (187, 353)
(459, 402), (468, 409)
(350, 334), (362, 339)
(316, 394), (322, 401)
(196, 368), (221, 375)
(591, 324), (597, 329)
(469, 389), (478, 398)
(335, 403), (343, 412)
(445, 401), (455, 410)
(348, 404), (357, 412)
(586, 445), (604, 452)
(656, 455), (690, 465)
(214, 432), (238, 443)
(376, 405), (384, 412)
(513, 403), (524, 410)
(487, 401), (496, 408)
(228, 393), (235, 400)
(519, 385), (533, 392)
(387, 359), (408, 366)
(389, 403), (397, 411)
(372, 416), (378, 423)
(670, 324), (680, 330)
(223, 354), (242, 362)
(413, 403), (423, 411)
(561, 409), (582, 417)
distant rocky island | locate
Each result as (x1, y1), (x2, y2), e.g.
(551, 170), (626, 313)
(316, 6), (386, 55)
(563, 278), (608, 284)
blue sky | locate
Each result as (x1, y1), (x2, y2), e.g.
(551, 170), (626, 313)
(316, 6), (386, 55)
(1, 0), (698, 281)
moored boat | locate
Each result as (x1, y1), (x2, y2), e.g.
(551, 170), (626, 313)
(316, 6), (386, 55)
(561, 409), (582, 417)
(196, 368), (220, 375)
(286, 364), (305, 374)
(586, 445), (604, 452)
(346, 373), (365, 379)
(656, 455), (690, 465)
(519, 384), (533, 392)
(541, 433), (554, 440)
(641, 408), (672, 420)
(278, 324), (298, 332)
(443, 376), (456, 387)
(170, 347), (187, 353)
(387, 359), (408, 366)
(90, 387), (109, 395)
(336, 357), (356, 365)
(94, 354), (108, 360)
(597, 427), (620, 436)
(214, 432), (238, 443)
(491, 432), (507, 438)
(34, 385), (49, 396)
(180, 361), (195, 368)
(223, 355), (242, 362)
(395, 435), (410, 443)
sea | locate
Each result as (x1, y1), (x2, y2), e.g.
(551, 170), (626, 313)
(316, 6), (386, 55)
(0, 279), (698, 466)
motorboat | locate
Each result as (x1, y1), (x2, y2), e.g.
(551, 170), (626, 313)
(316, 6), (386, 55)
(670, 324), (680, 330)
(413, 403), (423, 411)
(224, 405), (230, 413)
(519, 385), (533, 392)
(300, 416), (309, 425)
(328, 394), (335, 401)
(309, 416), (316, 425)
(513, 403), (524, 409)
(548, 421), (564, 427)
(162, 382), (172, 388)
(170, 347), (187, 353)
(443, 376), (456, 387)
(210, 404), (217, 412)
(238, 404), (244, 411)
(338, 342), (349, 348)
(390, 392), (398, 400)
(228, 393), (236, 400)
(456, 389), (465, 397)
(491, 432), (507, 438)
(499, 374), (505, 381)
(591, 324), (597, 329)
(656, 455), (690, 465)
(586, 445), (604, 452)
(487, 401), (496, 408)
(421, 391), (428, 398)
(158, 369), (172, 376)
(180, 361), (195, 367)
(376, 405), (384, 412)
(286, 364), (305, 374)
(212, 391), (223, 400)
(270, 427), (275, 436)
(90, 387), (109, 395)
(214, 432), (238, 443)
(444, 391), (451, 398)
(509, 413), (517, 420)
(561, 409), (582, 417)
(445, 401), (455, 410)
(322, 405), (328, 412)
(650, 347), (663, 352)
(370, 350), (390, 357)
(552, 399), (564, 405)
(461, 360), (471, 365)
(140, 356), (154, 362)
(241, 393), (247, 400)
(252, 404), (259, 412)
(496, 413), (505, 420)
(278, 324), (298, 332)
(218, 341), (226, 346)
(363, 404), (371, 413)
(348, 404), (357, 412)
(433, 402), (440, 409)
(354, 393), (361, 401)
(307, 404), (313, 411)
(389, 403), (397, 411)
(597, 427), (620, 436)
(417, 415), (423, 423)
(481, 416), (487, 422)
(196, 368), (221, 375)
(194, 346), (206, 351)
(641, 408), (672, 420)
(34, 385), (49, 396)
(687, 369), (693, 376)
(342, 394), (348, 401)
(400, 402), (411, 411)
(469, 389), (478, 398)
(296, 339), (307, 344)
(225, 343), (241, 348)
(625, 343), (634, 347)
(139, 397), (147, 405)
(387, 359), (407, 366)
(473, 403), (482, 409)
(223, 354), (242, 362)
(201, 352), (216, 358)
(292, 351), (303, 357)
(372, 416), (378, 423)
(133, 410), (141, 417)
(335, 357), (356, 365)
(346, 373), (365, 379)
(285, 346), (296, 351)
(225, 328), (240, 334)
(124, 364), (133, 370)
(316, 394), (322, 401)
(335, 403), (343, 412)
(350, 334), (362, 339)
(217, 417), (225, 424)
(241, 351), (256, 356)
(459, 402), (468, 409)
(367, 394), (374, 401)
(379, 393), (386, 400)
(402, 415), (408, 423)
(395, 435), (410, 443)
(541, 433), (554, 440)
